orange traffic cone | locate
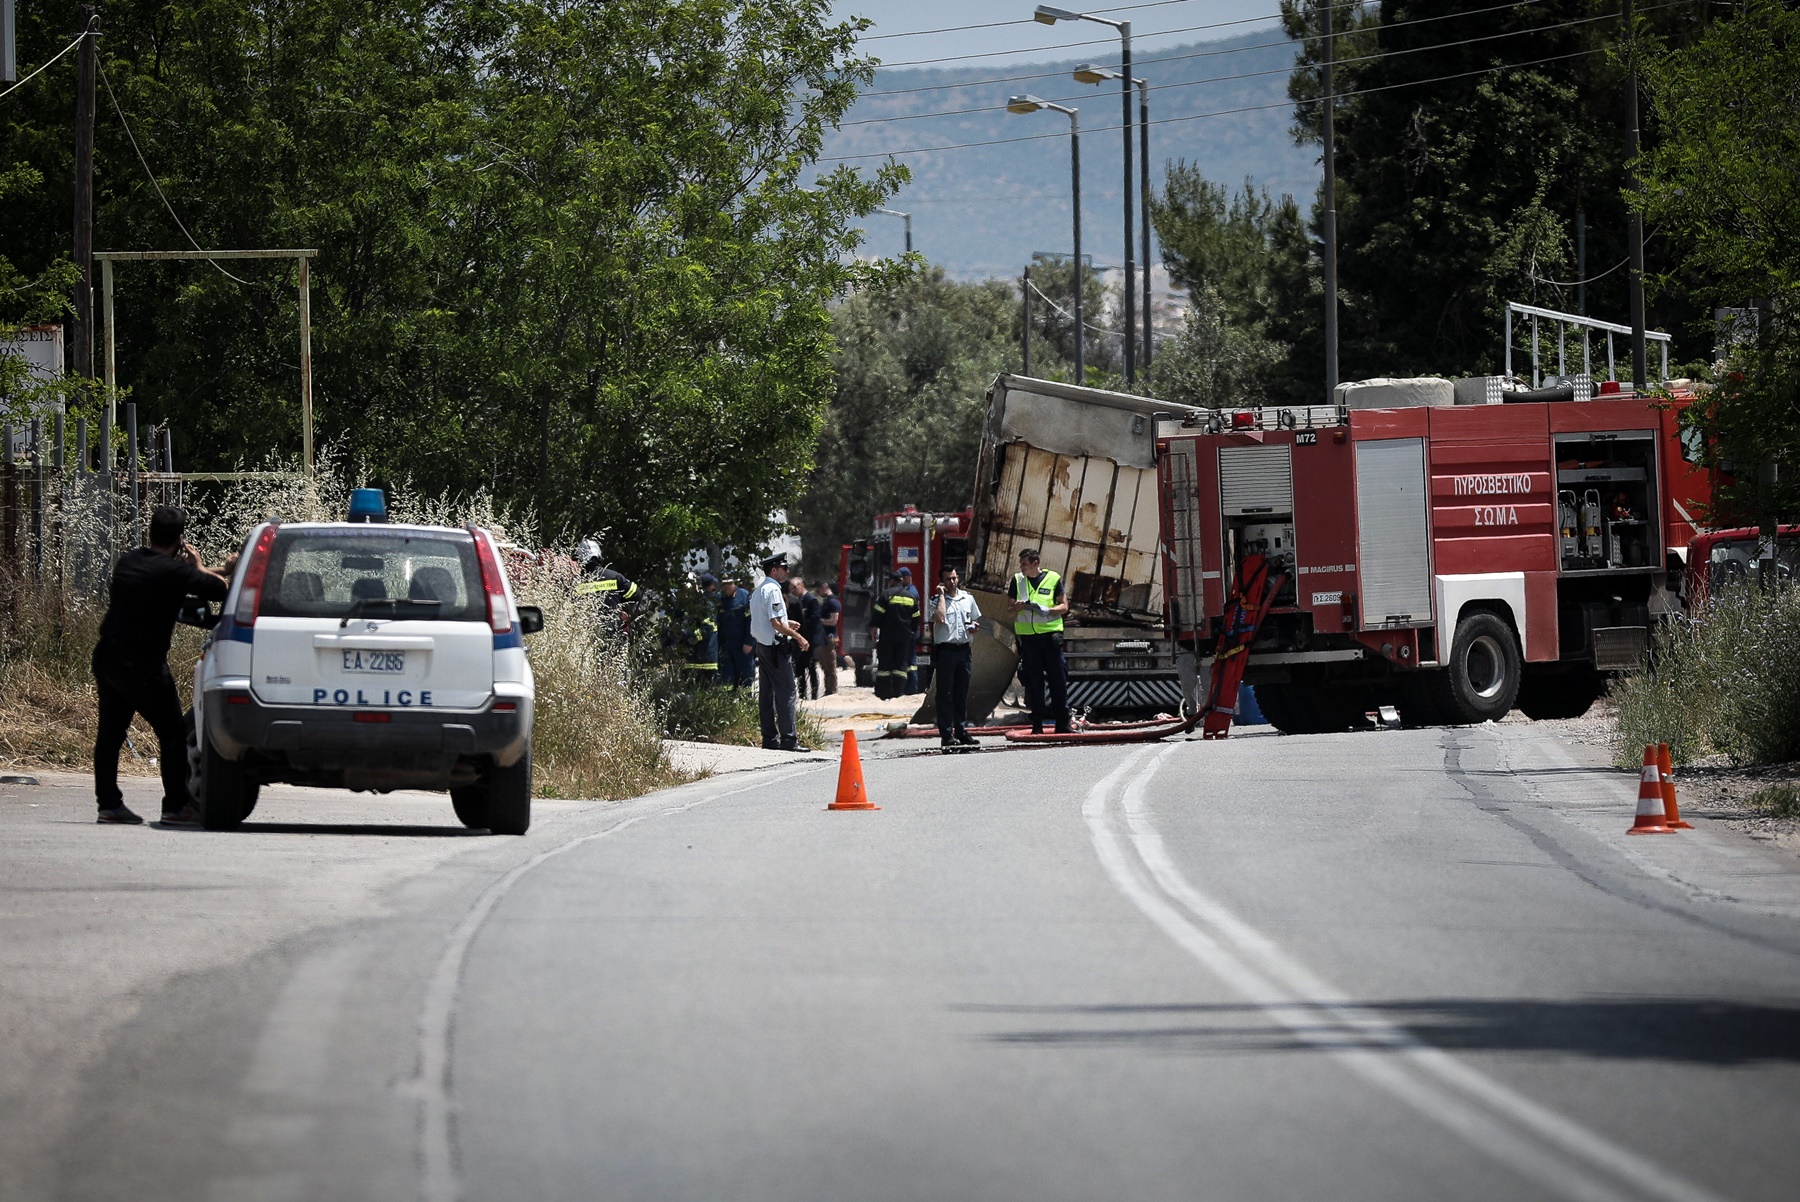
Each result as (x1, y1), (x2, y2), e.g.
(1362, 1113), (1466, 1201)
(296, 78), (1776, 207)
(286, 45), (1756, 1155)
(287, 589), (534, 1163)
(1627, 745), (1672, 835)
(1657, 743), (1693, 829)
(827, 730), (878, 811)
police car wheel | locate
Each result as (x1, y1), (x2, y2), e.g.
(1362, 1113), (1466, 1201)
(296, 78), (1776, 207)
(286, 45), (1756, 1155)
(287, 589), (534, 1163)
(185, 710), (256, 830)
(449, 786), (489, 830)
(482, 748), (532, 836)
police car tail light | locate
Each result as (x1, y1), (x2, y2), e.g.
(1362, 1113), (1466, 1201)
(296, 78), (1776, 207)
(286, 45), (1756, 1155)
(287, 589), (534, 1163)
(470, 527), (513, 634)
(234, 525), (279, 626)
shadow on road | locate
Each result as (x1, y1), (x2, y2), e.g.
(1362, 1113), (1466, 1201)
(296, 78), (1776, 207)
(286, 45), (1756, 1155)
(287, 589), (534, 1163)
(963, 998), (1800, 1065)
(227, 821), (488, 838)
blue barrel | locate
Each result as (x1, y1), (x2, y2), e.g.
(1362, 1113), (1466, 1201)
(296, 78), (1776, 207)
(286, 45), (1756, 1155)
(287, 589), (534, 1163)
(1236, 685), (1267, 725)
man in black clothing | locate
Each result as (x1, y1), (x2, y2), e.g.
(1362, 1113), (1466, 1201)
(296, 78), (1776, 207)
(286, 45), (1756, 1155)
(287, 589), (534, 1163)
(791, 575), (823, 700)
(93, 506), (236, 825)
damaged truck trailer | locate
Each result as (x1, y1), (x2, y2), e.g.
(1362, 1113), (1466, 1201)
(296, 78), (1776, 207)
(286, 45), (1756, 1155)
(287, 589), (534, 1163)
(963, 375), (1204, 719)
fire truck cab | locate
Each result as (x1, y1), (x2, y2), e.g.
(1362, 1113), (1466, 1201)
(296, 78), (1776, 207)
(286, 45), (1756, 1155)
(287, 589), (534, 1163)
(1158, 378), (1710, 732)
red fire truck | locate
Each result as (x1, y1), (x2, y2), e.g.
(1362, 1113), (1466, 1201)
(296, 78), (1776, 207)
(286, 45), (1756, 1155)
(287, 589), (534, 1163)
(1156, 380), (1712, 732)
(838, 506), (973, 687)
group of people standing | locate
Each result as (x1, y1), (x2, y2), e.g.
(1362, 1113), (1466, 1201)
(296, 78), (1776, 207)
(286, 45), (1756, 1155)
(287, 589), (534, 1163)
(641, 542), (1075, 755)
(669, 553), (842, 753)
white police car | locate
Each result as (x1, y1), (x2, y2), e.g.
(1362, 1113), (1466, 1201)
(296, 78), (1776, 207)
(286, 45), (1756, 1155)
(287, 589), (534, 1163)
(187, 489), (542, 833)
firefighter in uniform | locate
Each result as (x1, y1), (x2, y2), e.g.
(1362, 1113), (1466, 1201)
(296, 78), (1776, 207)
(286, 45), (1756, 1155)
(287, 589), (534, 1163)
(573, 538), (639, 610)
(680, 573), (721, 680)
(871, 568), (920, 699)
(715, 576), (753, 688)
(1009, 548), (1072, 734)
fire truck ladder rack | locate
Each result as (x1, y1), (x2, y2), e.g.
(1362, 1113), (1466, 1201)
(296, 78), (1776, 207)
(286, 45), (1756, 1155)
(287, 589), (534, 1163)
(1172, 404), (1345, 435)
(1505, 301), (1671, 388)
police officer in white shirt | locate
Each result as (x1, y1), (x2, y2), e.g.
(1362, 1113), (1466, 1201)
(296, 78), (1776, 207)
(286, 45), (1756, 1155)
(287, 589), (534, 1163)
(751, 553), (812, 751)
(931, 564), (982, 748)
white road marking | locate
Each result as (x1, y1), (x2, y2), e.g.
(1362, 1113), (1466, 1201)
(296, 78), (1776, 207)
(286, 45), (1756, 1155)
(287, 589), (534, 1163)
(1085, 743), (1729, 1202)
(414, 766), (828, 1202)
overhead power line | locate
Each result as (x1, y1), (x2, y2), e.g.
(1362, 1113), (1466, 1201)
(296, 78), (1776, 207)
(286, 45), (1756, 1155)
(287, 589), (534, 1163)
(839, 4), (1671, 130)
(856, 0), (1360, 44)
(858, 0), (1547, 97)
(0, 25), (91, 102)
(98, 60), (251, 284)
(820, 45), (1613, 163)
(875, 17), (1287, 69)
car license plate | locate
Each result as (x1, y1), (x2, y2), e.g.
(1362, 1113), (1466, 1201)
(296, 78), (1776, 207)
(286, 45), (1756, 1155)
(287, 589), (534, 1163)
(1104, 657), (1155, 670)
(342, 649), (406, 674)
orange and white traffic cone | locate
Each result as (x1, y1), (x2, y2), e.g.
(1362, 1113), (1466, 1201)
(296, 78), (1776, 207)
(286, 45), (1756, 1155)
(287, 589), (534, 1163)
(1657, 743), (1693, 830)
(827, 730), (878, 811)
(1627, 745), (1672, 835)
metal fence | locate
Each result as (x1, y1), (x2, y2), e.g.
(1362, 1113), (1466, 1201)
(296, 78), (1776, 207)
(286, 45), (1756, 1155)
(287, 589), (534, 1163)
(0, 402), (183, 599)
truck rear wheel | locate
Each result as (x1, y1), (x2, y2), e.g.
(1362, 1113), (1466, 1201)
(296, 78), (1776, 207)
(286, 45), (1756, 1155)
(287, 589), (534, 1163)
(1433, 612), (1521, 724)
(1516, 667), (1604, 720)
(1255, 680), (1372, 735)
(1396, 675), (1447, 728)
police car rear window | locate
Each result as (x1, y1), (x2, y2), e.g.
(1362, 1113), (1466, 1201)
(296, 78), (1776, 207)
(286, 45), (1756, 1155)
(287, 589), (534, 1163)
(259, 530), (484, 622)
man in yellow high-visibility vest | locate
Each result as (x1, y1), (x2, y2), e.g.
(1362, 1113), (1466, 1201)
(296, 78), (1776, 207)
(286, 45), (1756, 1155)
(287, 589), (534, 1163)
(1008, 548), (1072, 734)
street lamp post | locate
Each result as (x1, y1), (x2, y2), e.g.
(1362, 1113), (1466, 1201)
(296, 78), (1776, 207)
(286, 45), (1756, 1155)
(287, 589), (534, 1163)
(876, 207), (913, 255)
(1076, 64), (1154, 380)
(1007, 95), (1083, 382)
(1036, 6), (1132, 384)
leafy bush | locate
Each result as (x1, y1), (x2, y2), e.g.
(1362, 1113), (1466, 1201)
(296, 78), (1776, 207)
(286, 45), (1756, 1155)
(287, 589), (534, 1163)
(1748, 783), (1800, 819)
(1612, 583), (1800, 766)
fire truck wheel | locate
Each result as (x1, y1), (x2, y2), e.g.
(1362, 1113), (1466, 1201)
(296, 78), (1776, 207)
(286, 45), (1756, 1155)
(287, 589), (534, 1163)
(1253, 682), (1305, 733)
(1515, 667), (1603, 720)
(1255, 680), (1371, 734)
(1395, 675), (1447, 728)
(1435, 611), (1521, 723)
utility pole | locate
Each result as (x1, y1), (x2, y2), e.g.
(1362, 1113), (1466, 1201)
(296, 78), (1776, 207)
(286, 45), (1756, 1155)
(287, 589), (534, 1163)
(1321, 0), (1339, 406)
(1138, 78), (1153, 379)
(3, 0), (19, 84)
(1022, 264), (1034, 377)
(1623, 0), (1648, 388)
(73, 7), (97, 384)
(1575, 208), (1587, 315)
(1119, 22), (1135, 385)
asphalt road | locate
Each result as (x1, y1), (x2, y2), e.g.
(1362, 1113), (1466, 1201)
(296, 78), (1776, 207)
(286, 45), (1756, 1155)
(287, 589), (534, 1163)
(6, 721), (1800, 1202)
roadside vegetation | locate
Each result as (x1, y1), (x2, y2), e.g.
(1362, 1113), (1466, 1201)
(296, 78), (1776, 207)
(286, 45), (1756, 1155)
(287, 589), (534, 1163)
(1611, 584), (1800, 769)
(0, 460), (687, 799)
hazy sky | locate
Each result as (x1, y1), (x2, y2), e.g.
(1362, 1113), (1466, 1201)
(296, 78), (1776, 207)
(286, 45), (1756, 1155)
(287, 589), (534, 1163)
(830, 1), (1287, 69)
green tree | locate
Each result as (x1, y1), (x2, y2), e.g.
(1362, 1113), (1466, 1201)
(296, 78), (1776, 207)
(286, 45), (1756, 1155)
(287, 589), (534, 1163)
(1276, 0), (1715, 380)
(794, 265), (1020, 580)
(1150, 166), (1313, 405)
(1636, 0), (1800, 526)
(0, 163), (82, 415)
(0, 0), (899, 582)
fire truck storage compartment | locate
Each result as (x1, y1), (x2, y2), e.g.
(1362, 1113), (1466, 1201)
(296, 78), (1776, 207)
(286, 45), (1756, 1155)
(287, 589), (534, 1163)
(1218, 444), (1297, 608)
(1354, 438), (1433, 625)
(1554, 430), (1659, 573)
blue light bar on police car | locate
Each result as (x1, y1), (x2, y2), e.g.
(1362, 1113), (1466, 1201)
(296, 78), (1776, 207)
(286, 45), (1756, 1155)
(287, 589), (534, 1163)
(347, 488), (389, 523)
